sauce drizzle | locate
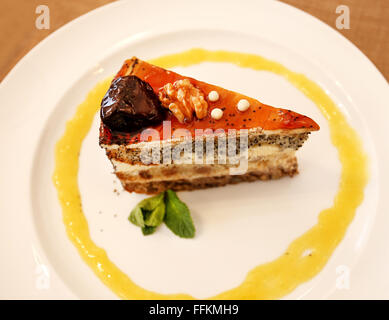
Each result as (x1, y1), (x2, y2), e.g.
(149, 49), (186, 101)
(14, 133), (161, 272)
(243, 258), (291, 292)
(53, 48), (368, 299)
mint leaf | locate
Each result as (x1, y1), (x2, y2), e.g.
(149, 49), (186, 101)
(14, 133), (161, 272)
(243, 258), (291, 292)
(129, 206), (145, 227)
(129, 193), (166, 235)
(142, 225), (157, 235)
(144, 198), (165, 227)
(128, 191), (196, 238)
(137, 192), (165, 213)
(164, 190), (195, 238)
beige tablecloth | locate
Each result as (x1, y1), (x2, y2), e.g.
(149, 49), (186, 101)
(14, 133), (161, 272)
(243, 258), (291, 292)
(1, 0), (388, 81)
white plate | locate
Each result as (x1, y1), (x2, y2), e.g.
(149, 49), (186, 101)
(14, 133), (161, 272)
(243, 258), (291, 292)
(1, 0), (388, 300)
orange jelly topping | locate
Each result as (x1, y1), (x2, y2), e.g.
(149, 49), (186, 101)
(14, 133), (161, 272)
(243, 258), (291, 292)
(101, 58), (319, 145)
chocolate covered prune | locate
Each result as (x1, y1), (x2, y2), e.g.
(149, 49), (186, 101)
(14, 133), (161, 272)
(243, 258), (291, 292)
(100, 75), (165, 132)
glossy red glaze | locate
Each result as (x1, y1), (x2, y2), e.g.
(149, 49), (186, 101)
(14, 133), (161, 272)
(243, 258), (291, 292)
(100, 58), (319, 145)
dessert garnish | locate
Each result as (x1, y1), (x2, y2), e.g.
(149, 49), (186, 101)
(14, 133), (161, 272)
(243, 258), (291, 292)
(211, 108), (224, 120)
(129, 190), (195, 238)
(208, 90), (220, 102)
(237, 99), (250, 112)
(159, 79), (208, 123)
(100, 75), (165, 132)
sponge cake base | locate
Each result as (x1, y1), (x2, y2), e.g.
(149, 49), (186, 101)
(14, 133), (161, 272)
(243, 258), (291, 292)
(120, 155), (298, 194)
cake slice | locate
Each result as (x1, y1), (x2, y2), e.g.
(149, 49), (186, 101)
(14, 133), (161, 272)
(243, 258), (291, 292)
(99, 57), (319, 194)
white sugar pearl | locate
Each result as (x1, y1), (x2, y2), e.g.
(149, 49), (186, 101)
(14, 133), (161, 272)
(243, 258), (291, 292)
(208, 90), (219, 102)
(237, 99), (250, 112)
(211, 108), (223, 120)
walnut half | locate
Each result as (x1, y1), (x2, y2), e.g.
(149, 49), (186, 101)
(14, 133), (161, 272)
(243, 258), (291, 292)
(159, 79), (208, 123)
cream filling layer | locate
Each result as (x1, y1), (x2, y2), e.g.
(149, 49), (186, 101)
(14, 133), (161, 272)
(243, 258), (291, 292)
(101, 127), (310, 151)
(112, 149), (296, 182)
(107, 144), (293, 164)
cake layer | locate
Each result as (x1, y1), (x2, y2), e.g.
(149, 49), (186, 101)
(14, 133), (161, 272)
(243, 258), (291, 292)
(101, 130), (309, 165)
(112, 149), (296, 182)
(120, 156), (298, 194)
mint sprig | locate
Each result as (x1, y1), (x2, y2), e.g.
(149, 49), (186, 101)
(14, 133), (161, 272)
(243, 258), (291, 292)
(129, 192), (165, 235)
(128, 190), (195, 238)
(164, 190), (195, 238)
